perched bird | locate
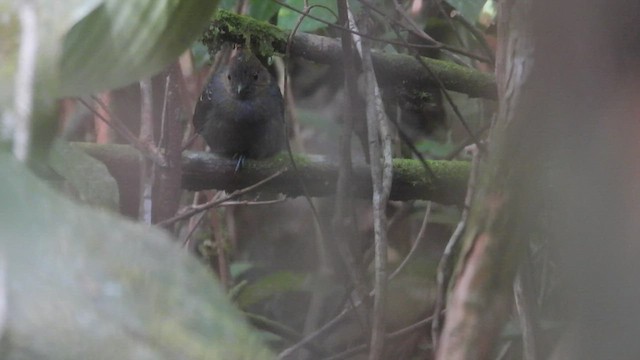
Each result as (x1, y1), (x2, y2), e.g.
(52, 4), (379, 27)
(193, 49), (286, 170)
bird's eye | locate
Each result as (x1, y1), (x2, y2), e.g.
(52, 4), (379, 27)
(227, 74), (231, 81)
(253, 73), (259, 81)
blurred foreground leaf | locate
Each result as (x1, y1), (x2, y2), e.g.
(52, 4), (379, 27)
(0, 153), (272, 360)
(60, 0), (219, 96)
(2, 0), (218, 162)
(49, 140), (119, 210)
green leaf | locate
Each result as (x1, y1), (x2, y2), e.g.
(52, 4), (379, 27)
(60, 0), (219, 96)
(236, 271), (306, 309)
(0, 0), (103, 102)
(277, 0), (338, 33)
(0, 152), (272, 359)
(0, 0), (103, 156)
(2, 0), (218, 162)
(48, 140), (119, 211)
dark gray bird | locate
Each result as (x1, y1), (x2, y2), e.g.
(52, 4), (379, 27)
(193, 49), (286, 170)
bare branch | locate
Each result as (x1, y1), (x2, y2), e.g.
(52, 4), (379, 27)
(75, 143), (470, 204)
(205, 10), (497, 99)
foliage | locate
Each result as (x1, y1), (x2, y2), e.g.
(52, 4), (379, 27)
(0, 152), (273, 359)
(0, 0), (279, 358)
(49, 139), (120, 210)
(0, 0), (501, 358)
(1, 0), (219, 158)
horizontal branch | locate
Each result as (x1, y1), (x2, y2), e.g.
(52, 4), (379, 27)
(75, 143), (470, 205)
(204, 10), (497, 100)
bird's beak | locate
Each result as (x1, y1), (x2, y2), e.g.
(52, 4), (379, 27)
(236, 84), (243, 95)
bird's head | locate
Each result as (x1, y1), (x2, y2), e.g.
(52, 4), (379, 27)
(226, 49), (272, 99)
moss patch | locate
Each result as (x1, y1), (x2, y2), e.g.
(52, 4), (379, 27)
(203, 9), (288, 58)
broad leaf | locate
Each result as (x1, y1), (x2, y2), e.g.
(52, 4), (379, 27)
(60, 0), (219, 96)
(1, 0), (218, 161)
(49, 140), (119, 210)
(0, 153), (272, 359)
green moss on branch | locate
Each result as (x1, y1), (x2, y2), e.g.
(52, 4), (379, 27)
(77, 143), (470, 205)
(203, 10), (497, 99)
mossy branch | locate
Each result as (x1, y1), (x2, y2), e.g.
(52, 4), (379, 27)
(204, 10), (497, 100)
(76, 143), (470, 205)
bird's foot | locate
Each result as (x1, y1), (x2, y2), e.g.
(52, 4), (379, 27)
(233, 154), (246, 173)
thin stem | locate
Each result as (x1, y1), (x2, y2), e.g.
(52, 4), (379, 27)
(271, 0), (492, 63)
(158, 169), (285, 226)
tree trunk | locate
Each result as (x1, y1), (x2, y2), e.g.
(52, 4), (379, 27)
(437, 0), (640, 359)
(435, 0), (534, 358)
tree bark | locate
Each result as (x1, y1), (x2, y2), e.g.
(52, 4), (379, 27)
(204, 10), (497, 100)
(435, 0), (534, 358)
(75, 143), (469, 205)
(437, 0), (640, 359)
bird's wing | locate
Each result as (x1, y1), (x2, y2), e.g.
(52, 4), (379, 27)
(269, 82), (285, 124)
(192, 84), (214, 132)
(193, 71), (229, 132)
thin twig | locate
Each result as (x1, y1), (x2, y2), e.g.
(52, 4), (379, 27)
(245, 312), (328, 357)
(389, 201), (432, 280)
(151, 66), (185, 226)
(158, 169), (286, 226)
(514, 245), (540, 360)
(12, 1), (38, 162)
(449, 11), (495, 64)
(388, 25), (484, 150)
(139, 79), (154, 146)
(271, 0), (492, 63)
(158, 75), (171, 149)
(413, 50), (483, 149)
(387, 115), (437, 179)
(139, 79), (154, 223)
(442, 123), (491, 160)
(390, 0), (471, 66)
(210, 208), (230, 290)
(324, 313), (437, 360)
(279, 247), (440, 360)
(356, 6), (392, 358)
(331, 0), (370, 307)
(282, 5), (335, 358)
(278, 306), (351, 359)
(181, 210), (207, 248)
(79, 97), (167, 167)
(432, 144), (481, 352)
(434, 2), (468, 49)
(217, 198), (287, 206)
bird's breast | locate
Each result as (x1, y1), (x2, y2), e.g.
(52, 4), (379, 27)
(230, 99), (264, 123)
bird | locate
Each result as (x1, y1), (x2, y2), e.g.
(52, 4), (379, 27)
(193, 48), (286, 171)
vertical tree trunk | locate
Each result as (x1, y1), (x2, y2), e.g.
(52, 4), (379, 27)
(532, 1), (640, 358)
(435, 0), (534, 358)
(151, 63), (185, 228)
(437, 0), (640, 359)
